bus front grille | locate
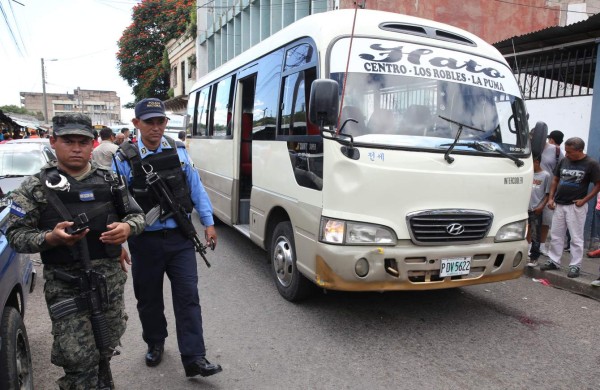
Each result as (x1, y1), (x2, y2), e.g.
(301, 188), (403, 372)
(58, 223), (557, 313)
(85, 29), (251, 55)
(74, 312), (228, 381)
(407, 210), (493, 245)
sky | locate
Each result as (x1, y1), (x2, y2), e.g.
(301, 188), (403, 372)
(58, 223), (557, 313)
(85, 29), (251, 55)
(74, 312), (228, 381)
(0, 0), (138, 122)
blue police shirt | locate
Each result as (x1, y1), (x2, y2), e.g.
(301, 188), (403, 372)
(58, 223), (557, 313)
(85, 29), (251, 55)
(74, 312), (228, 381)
(112, 137), (214, 231)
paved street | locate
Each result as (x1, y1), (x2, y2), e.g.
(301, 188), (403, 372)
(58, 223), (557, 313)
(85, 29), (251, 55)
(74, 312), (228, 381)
(25, 217), (600, 389)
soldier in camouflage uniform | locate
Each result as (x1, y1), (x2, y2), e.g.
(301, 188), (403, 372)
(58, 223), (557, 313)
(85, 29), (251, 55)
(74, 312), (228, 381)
(6, 114), (145, 389)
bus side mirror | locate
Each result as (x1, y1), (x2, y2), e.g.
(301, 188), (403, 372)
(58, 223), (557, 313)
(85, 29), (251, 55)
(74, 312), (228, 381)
(530, 121), (548, 160)
(309, 79), (339, 127)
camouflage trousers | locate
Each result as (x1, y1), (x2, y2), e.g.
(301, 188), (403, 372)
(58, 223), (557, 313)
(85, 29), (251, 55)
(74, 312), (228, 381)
(43, 259), (128, 390)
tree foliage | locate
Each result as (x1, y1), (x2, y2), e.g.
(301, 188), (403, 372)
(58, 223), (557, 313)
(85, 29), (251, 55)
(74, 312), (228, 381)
(0, 105), (39, 118)
(117, 0), (194, 105)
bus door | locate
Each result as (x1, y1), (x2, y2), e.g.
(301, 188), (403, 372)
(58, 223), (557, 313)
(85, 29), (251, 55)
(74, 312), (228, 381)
(236, 74), (257, 226)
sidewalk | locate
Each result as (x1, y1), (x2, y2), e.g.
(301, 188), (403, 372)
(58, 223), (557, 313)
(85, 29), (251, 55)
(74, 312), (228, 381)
(524, 249), (600, 301)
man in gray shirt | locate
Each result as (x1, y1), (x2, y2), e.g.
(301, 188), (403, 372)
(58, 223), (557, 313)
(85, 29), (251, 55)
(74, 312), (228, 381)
(92, 127), (119, 169)
(540, 137), (600, 278)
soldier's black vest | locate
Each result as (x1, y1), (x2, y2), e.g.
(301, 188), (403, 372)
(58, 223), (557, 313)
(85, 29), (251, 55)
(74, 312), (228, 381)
(37, 167), (121, 265)
(119, 137), (193, 213)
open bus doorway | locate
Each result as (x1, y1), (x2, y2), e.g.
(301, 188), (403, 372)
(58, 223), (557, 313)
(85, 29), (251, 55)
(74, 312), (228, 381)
(236, 75), (257, 226)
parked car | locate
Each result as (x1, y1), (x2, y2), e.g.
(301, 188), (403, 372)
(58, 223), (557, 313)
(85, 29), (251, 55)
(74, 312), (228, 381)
(0, 202), (36, 389)
(0, 142), (56, 194)
(5, 138), (51, 145)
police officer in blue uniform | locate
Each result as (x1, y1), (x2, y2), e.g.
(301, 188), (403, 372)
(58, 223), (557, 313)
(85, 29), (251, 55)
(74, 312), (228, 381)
(113, 98), (222, 378)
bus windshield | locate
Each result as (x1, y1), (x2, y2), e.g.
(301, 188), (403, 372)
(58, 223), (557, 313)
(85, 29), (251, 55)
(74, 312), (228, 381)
(329, 38), (530, 155)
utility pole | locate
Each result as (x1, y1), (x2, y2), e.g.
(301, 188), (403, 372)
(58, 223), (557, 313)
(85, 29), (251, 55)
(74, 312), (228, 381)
(41, 58), (57, 125)
(41, 58), (48, 124)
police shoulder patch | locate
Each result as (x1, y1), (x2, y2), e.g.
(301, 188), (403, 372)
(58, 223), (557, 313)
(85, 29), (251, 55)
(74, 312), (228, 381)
(9, 201), (26, 218)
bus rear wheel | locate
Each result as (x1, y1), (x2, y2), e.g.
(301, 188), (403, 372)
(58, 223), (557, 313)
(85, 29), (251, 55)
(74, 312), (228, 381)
(270, 221), (313, 302)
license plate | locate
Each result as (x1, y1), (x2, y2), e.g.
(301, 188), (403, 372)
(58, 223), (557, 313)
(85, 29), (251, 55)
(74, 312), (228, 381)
(440, 257), (471, 277)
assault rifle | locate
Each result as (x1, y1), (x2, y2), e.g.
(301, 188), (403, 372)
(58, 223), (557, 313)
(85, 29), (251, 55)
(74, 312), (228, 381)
(142, 163), (214, 267)
(56, 236), (116, 389)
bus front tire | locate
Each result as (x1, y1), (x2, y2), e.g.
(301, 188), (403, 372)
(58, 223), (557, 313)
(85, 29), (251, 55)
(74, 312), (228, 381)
(0, 306), (33, 390)
(270, 221), (314, 302)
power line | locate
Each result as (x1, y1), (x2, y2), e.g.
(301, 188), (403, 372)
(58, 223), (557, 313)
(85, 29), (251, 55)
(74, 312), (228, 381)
(7, 0), (26, 55)
(493, 0), (598, 15)
(0, 1), (23, 56)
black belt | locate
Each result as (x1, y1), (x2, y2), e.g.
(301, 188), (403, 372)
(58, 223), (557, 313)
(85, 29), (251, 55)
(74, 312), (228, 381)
(142, 229), (181, 238)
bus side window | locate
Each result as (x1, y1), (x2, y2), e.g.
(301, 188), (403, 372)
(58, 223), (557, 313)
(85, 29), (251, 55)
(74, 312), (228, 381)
(280, 67), (317, 136)
(305, 68), (318, 135)
(212, 76), (234, 137)
(187, 90), (198, 137)
(252, 49), (283, 141)
(195, 87), (210, 137)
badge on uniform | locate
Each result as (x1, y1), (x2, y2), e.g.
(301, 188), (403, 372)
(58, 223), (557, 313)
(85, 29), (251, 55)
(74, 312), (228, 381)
(9, 201), (25, 217)
(79, 190), (95, 202)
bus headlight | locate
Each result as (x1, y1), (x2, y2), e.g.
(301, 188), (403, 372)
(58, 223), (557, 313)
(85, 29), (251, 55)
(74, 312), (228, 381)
(495, 220), (527, 242)
(320, 217), (397, 245)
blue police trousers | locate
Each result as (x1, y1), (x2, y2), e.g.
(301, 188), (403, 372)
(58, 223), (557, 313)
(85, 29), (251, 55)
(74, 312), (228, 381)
(129, 229), (206, 365)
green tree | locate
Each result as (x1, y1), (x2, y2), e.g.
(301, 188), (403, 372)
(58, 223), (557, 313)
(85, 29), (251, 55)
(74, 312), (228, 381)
(117, 0), (194, 105)
(0, 105), (36, 116)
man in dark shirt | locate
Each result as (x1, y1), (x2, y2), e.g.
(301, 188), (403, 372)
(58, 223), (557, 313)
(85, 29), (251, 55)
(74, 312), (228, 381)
(540, 137), (600, 278)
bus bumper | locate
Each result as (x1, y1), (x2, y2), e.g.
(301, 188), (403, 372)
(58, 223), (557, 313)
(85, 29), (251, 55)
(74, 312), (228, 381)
(312, 239), (527, 291)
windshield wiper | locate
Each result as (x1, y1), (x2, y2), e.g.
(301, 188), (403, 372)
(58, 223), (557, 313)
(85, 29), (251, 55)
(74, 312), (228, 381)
(437, 115), (486, 164)
(439, 140), (524, 167)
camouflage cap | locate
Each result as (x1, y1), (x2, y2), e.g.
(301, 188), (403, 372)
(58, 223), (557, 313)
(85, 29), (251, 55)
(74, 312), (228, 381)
(52, 114), (94, 138)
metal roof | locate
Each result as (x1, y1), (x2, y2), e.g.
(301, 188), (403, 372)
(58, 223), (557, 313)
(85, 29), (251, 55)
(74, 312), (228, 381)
(494, 14), (600, 56)
(494, 13), (600, 56)
(493, 14), (600, 96)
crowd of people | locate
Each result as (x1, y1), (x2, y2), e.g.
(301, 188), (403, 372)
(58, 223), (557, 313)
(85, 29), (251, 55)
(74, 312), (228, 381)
(0, 127), (50, 141)
(527, 129), (600, 286)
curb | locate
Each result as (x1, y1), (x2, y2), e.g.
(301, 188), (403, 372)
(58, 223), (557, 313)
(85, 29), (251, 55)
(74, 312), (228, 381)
(523, 266), (600, 302)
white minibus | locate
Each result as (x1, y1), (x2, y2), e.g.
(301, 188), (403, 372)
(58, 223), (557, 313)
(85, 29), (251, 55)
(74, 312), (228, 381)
(186, 9), (545, 301)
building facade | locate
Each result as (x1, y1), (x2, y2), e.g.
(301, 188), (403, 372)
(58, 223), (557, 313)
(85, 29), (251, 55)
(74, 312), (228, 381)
(165, 35), (197, 113)
(20, 89), (121, 126)
(194, 0), (599, 78)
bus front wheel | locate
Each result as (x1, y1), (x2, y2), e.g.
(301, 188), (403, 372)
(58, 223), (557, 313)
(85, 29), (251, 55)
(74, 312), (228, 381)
(270, 221), (313, 302)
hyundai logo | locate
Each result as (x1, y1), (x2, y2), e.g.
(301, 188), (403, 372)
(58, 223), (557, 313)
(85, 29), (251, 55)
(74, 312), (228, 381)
(446, 223), (465, 235)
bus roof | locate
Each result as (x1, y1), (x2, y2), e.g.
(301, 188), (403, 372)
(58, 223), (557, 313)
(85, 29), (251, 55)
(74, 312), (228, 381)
(191, 9), (507, 92)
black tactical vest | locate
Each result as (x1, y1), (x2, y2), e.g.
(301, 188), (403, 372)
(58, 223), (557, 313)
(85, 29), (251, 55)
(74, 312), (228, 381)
(38, 167), (121, 264)
(119, 137), (193, 213)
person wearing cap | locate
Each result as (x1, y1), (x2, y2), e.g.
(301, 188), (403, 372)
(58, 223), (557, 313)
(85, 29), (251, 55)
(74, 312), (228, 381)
(537, 130), (565, 255)
(540, 137), (600, 278)
(113, 98), (222, 378)
(541, 130), (564, 175)
(5, 113), (146, 388)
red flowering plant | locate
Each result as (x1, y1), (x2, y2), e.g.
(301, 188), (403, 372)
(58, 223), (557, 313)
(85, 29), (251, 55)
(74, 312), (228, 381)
(117, 0), (194, 105)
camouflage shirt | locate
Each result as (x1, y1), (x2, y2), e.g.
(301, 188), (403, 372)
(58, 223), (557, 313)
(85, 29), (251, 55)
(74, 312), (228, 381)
(6, 161), (145, 254)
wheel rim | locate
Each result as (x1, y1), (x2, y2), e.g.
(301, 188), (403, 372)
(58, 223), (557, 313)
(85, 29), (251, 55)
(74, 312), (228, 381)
(273, 235), (294, 287)
(15, 328), (32, 390)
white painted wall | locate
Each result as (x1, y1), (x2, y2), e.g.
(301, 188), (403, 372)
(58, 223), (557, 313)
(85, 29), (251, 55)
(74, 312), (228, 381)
(526, 95), (592, 151)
